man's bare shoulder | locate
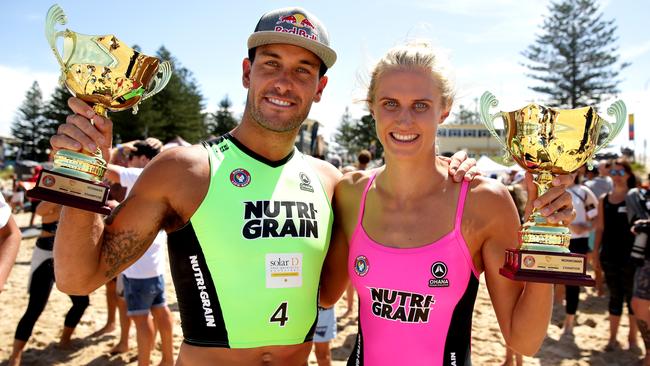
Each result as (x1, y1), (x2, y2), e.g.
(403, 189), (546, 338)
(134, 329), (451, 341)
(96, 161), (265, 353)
(151, 145), (207, 167)
(305, 156), (342, 192)
(141, 145), (209, 180)
(132, 145), (210, 222)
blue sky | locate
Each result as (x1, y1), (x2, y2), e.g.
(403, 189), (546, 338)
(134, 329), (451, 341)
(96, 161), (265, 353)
(1, 0), (648, 160)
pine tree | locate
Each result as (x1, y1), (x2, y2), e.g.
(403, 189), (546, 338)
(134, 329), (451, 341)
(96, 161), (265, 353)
(42, 84), (72, 146)
(110, 46), (207, 143)
(449, 104), (480, 125)
(333, 108), (383, 160)
(333, 107), (356, 158)
(522, 0), (629, 108)
(207, 95), (239, 137)
(11, 81), (48, 161)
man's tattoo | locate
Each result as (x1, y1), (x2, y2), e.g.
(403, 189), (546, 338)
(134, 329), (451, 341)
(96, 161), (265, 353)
(101, 195), (158, 279)
(638, 319), (650, 349)
(102, 229), (154, 279)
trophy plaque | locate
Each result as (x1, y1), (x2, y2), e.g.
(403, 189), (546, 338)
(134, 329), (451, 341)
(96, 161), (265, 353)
(27, 4), (172, 215)
(479, 91), (626, 286)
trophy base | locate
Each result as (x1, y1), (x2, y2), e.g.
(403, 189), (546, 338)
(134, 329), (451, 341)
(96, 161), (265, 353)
(500, 248), (595, 287)
(26, 169), (111, 216)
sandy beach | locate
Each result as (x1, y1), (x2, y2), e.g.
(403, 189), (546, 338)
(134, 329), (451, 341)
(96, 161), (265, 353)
(0, 212), (645, 365)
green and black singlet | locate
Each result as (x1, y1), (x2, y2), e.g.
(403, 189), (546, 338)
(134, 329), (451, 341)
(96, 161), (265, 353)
(168, 134), (333, 348)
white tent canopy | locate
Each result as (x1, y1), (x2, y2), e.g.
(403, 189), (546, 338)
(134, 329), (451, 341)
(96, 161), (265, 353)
(476, 155), (520, 176)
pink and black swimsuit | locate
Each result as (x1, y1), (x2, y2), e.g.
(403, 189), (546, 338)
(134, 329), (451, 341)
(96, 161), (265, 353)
(347, 176), (479, 366)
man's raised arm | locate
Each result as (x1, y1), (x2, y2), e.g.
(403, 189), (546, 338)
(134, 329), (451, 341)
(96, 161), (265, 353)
(51, 98), (174, 295)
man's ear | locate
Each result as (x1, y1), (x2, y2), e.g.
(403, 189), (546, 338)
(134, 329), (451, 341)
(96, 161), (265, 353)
(242, 58), (252, 89)
(313, 75), (328, 103)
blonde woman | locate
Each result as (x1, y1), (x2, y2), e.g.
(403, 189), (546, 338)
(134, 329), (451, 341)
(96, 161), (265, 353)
(320, 42), (575, 365)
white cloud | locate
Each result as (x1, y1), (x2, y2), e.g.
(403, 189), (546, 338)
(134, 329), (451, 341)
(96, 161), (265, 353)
(416, 0), (545, 18)
(0, 65), (59, 136)
(621, 40), (650, 61)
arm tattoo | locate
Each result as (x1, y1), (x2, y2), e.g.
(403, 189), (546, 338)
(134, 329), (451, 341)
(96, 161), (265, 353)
(102, 229), (154, 279)
(101, 195), (158, 279)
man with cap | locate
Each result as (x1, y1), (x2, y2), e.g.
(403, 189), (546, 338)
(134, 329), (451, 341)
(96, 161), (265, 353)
(50, 7), (476, 365)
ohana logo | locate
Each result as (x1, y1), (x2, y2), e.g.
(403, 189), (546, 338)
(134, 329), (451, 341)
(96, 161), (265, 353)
(42, 175), (56, 187)
(354, 255), (369, 277)
(230, 168), (251, 187)
(428, 261), (449, 287)
(299, 172), (314, 193)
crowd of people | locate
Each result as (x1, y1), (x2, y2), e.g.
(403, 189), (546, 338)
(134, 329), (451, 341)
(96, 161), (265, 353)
(497, 159), (650, 366)
(0, 5), (647, 366)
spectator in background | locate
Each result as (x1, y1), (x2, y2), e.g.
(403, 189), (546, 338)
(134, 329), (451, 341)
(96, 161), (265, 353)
(311, 306), (336, 366)
(104, 139), (174, 366)
(585, 160), (611, 294)
(92, 142), (130, 343)
(0, 191), (21, 294)
(9, 202), (89, 366)
(586, 160), (613, 199)
(584, 164), (598, 182)
(26, 165), (43, 227)
(594, 158), (639, 351)
(9, 177), (25, 213)
(563, 170), (599, 335)
(356, 149), (371, 171)
(328, 155), (342, 170)
(627, 185), (650, 365)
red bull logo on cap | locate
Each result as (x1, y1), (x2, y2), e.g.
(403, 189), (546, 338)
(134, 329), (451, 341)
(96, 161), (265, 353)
(275, 13), (318, 40)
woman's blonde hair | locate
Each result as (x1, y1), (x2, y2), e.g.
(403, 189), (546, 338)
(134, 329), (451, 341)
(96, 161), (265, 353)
(366, 40), (455, 111)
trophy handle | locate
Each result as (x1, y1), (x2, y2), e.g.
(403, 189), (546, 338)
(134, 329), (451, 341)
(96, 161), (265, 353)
(593, 100), (627, 154)
(479, 91), (508, 150)
(142, 61), (173, 101)
(45, 4), (68, 71)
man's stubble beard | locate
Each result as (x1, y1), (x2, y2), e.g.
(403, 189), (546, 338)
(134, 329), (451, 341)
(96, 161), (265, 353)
(246, 95), (312, 133)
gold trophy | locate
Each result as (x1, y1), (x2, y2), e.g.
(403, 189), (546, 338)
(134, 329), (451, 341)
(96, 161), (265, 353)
(479, 91), (626, 286)
(27, 4), (172, 214)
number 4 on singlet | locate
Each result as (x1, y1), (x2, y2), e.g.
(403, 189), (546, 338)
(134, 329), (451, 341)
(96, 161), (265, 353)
(270, 302), (289, 327)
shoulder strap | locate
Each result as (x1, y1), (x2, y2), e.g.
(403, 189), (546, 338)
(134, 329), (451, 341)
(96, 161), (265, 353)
(454, 180), (471, 230)
(356, 174), (377, 228)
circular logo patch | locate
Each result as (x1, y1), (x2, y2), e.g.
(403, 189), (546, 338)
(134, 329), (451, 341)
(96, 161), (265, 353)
(42, 175), (56, 187)
(431, 261), (448, 279)
(523, 255), (536, 268)
(230, 168), (251, 187)
(354, 255), (369, 277)
(299, 172), (311, 185)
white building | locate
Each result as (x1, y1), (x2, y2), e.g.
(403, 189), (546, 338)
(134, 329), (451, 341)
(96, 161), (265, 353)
(437, 124), (506, 158)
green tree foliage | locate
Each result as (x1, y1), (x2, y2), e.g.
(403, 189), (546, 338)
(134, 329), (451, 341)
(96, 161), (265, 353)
(111, 46), (206, 143)
(42, 84), (72, 143)
(334, 107), (383, 160)
(447, 104), (480, 125)
(207, 95), (239, 137)
(522, 0), (629, 108)
(11, 81), (49, 161)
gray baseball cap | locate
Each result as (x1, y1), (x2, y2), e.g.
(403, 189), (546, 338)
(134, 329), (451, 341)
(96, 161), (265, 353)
(247, 7), (337, 68)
